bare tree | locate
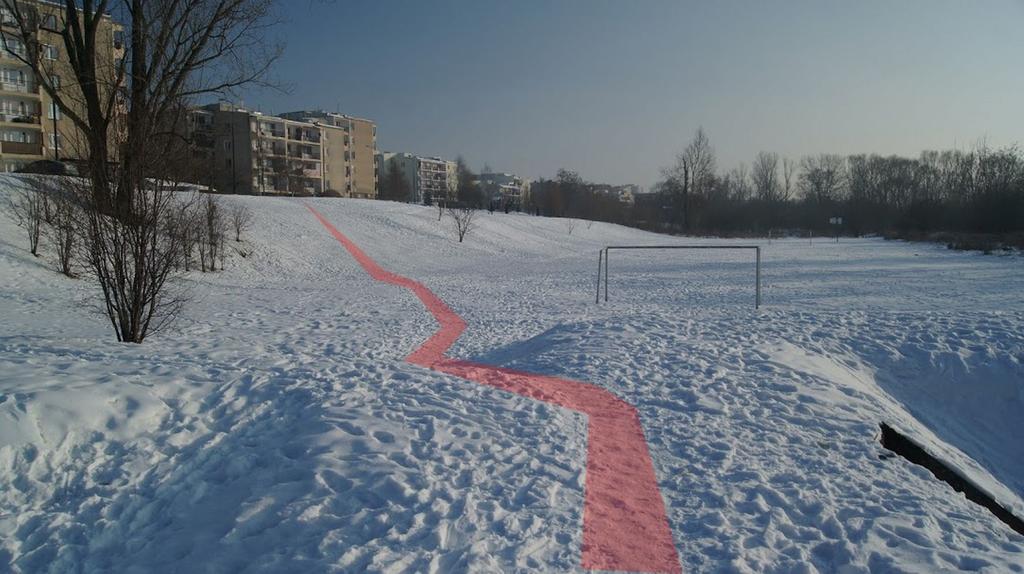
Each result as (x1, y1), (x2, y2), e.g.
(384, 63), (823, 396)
(799, 154), (848, 204)
(198, 194), (226, 271)
(381, 160), (411, 202)
(685, 127), (717, 198)
(47, 186), (82, 277)
(4, 179), (46, 257)
(781, 157), (797, 202)
(447, 205), (476, 243)
(663, 127), (716, 232)
(40, 191), (55, 226)
(456, 157), (484, 208)
(229, 202), (252, 242)
(2, 0), (282, 343)
(166, 197), (202, 272)
(727, 163), (752, 202)
(660, 161), (689, 231)
(752, 151), (780, 202)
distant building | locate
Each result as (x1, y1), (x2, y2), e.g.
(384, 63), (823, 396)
(478, 172), (530, 209)
(377, 151), (457, 203)
(190, 103), (325, 196)
(278, 110), (377, 198)
(188, 105), (379, 197)
(587, 183), (639, 205)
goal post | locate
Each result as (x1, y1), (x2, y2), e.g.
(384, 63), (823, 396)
(595, 245), (762, 308)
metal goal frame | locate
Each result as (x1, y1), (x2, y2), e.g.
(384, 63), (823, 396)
(595, 245), (762, 308)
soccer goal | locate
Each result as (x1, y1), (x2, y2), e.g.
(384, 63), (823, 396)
(595, 245), (762, 308)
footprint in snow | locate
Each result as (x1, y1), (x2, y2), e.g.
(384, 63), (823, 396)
(372, 430), (395, 444)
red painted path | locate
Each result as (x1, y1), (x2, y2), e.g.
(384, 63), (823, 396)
(307, 206), (681, 573)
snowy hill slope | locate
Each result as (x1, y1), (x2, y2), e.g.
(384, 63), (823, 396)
(1, 174), (1023, 572)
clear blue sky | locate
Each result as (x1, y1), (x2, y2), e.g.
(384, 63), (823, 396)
(245, 0), (1024, 188)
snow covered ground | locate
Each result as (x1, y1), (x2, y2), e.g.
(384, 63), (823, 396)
(1, 174), (1023, 572)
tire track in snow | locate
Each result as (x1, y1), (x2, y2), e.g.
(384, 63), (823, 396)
(307, 205), (680, 573)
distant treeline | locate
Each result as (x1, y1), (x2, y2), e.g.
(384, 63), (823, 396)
(529, 129), (1024, 241)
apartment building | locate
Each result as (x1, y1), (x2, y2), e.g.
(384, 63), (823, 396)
(192, 103), (325, 196)
(0, 1), (123, 172)
(377, 151), (457, 204)
(279, 110), (377, 198)
(479, 172), (530, 209)
(589, 183), (639, 205)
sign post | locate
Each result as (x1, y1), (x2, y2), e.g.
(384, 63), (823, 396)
(829, 216), (843, 243)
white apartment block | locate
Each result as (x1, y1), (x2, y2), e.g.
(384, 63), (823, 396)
(377, 151), (457, 204)
(479, 172), (530, 208)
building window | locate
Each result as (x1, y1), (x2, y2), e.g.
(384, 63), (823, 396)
(42, 44), (58, 60)
(49, 74), (61, 89)
(47, 102), (60, 120)
(49, 133), (60, 149)
(4, 39), (25, 57)
(41, 13), (58, 30)
(1, 68), (26, 87)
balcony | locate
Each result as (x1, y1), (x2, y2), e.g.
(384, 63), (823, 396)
(287, 128), (321, 143)
(286, 145), (320, 161)
(1, 140), (43, 156)
(257, 145), (286, 157)
(257, 124), (286, 139)
(1, 47), (27, 61)
(0, 113), (40, 125)
(0, 81), (38, 95)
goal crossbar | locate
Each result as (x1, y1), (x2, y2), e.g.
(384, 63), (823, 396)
(595, 245), (762, 308)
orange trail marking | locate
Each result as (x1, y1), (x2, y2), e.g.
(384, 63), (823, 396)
(307, 205), (681, 573)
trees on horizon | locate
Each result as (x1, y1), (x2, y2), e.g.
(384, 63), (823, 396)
(380, 161), (411, 202)
(527, 128), (1023, 241)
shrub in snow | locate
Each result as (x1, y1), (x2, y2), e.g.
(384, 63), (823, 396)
(229, 203), (252, 242)
(3, 179), (46, 257)
(46, 186), (82, 278)
(198, 194), (228, 272)
(447, 205), (476, 243)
